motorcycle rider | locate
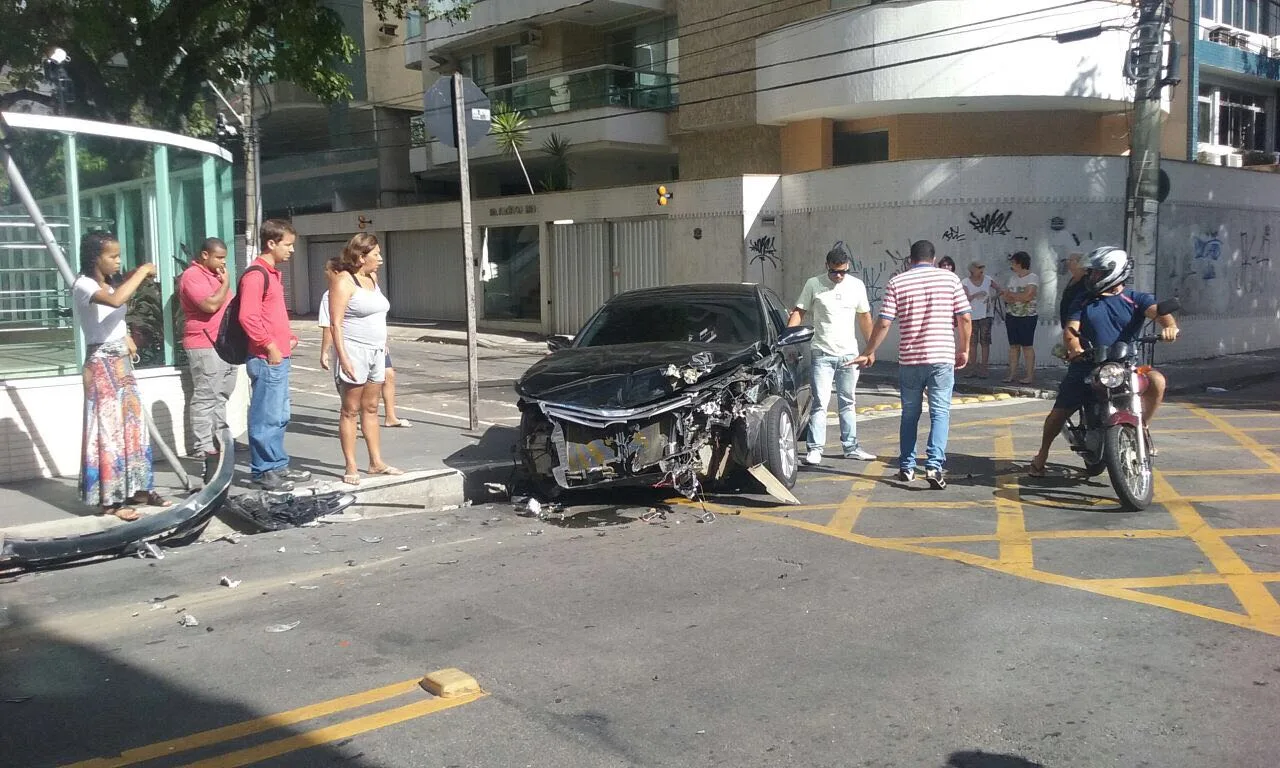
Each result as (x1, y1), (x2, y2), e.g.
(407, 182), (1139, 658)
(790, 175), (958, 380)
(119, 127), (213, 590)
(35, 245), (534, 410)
(1027, 246), (1179, 477)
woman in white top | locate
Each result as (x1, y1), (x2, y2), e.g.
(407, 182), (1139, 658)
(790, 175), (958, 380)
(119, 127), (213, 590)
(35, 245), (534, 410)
(72, 232), (170, 520)
(328, 233), (402, 485)
(961, 260), (994, 377)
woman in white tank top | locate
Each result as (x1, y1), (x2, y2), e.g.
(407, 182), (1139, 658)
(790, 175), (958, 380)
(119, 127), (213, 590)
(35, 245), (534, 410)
(328, 233), (402, 485)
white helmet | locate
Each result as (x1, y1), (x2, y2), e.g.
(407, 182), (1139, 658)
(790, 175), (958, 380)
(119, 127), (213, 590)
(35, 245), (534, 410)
(1085, 246), (1131, 295)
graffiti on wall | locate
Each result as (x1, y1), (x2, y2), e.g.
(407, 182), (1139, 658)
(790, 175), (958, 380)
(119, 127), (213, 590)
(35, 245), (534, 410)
(969, 209), (1014, 236)
(747, 235), (780, 284)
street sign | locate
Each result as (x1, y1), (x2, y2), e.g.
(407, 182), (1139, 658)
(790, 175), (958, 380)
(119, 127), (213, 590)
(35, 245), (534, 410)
(423, 75), (490, 150)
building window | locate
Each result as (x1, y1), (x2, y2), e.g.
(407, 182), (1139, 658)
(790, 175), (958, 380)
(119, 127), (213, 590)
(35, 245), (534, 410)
(1201, 0), (1280, 34)
(833, 130), (889, 166)
(458, 53), (487, 86)
(1199, 83), (1274, 151)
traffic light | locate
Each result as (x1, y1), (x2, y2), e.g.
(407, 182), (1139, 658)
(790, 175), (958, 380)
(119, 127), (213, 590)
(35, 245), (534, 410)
(656, 185), (673, 206)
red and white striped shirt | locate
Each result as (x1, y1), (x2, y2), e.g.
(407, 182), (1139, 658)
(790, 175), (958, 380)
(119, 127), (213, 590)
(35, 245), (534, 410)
(879, 264), (972, 366)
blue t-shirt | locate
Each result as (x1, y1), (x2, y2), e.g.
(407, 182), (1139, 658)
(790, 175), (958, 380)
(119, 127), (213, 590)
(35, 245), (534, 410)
(1067, 289), (1155, 366)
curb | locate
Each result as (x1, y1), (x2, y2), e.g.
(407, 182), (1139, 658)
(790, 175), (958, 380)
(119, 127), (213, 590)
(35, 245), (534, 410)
(412, 333), (546, 353)
(854, 392), (1016, 417)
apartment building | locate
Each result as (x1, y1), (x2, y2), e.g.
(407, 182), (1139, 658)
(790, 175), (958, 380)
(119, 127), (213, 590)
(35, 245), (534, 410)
(1191, 0), (1280, 168)
(406, 0), (680, 195)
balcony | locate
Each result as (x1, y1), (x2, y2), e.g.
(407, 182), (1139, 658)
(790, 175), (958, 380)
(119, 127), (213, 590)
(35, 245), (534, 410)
(755, 0), (1138, 125)
(407, 0), (665, 66)
(409, 64), (676, 173)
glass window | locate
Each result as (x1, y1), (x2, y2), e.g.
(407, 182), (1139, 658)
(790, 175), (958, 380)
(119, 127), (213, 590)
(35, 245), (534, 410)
(1217, 89), (1268, 150)
(576, 296), (764, 347)
(482, 225), (541, 322)
(1203, 0), (1215, 19)
(833, 130), (890, 166)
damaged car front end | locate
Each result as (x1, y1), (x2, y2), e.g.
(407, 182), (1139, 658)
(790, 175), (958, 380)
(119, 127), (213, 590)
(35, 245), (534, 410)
(516, 285), (812, 501)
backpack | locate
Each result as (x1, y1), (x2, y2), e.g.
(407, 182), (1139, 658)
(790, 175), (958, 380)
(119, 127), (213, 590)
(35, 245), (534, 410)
(214, 265), (269, 365)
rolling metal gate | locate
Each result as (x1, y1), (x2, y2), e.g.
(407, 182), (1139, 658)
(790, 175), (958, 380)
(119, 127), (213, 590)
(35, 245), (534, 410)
(551, 218), (665, 334)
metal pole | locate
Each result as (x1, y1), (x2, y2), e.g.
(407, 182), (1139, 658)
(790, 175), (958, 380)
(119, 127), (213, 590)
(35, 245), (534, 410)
(1125, 0), (1170, 293)
(243, 80), (259, 267)
(453, 71), (480, 433)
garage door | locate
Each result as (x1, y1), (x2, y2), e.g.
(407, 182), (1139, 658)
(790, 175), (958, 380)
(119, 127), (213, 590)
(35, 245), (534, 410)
(387, 229), (466, 320)
(306, 240), (346, 315)
(550, 218), (666, 335)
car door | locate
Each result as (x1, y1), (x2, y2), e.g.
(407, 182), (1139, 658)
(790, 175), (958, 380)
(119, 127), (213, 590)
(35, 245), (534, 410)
(762, 288), (811, 417)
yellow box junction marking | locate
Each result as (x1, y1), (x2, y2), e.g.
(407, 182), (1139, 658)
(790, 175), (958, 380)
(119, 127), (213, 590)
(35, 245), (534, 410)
(700, 398), (1280, 638)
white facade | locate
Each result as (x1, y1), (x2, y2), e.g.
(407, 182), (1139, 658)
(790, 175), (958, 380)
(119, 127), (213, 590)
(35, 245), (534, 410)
(756, 0), (1145, 124)
(293, 155), (1280, 365)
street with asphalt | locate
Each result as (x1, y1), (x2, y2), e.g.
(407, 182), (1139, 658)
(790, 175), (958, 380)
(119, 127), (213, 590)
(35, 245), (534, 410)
(2, 326), (1279, 767)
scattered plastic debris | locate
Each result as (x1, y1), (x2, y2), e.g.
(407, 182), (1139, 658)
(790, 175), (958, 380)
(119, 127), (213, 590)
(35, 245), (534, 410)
(526, 529), (544, 536)
(277, 547), (287, 553)
(135, 542), (165, 560)
(484, 482), (508, 497)
(297, 585), (320, 590)
(266, 621), (301, 633)
(436, 559), (459, 565)
(152, 594), (178, 603)
(396, 546), (410, 551)
(178, 614), (199, 627)
(519, 498), (542, 517)
(219, 576), (241, 589)
(217, 532), (243, 544)
(149, 603), (168, 611)
(4, 696), (33, 704)
(359, 536), (384, 544)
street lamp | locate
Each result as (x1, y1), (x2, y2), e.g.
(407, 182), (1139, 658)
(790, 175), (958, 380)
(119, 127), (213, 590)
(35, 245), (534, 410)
(42, 47), (74, 115)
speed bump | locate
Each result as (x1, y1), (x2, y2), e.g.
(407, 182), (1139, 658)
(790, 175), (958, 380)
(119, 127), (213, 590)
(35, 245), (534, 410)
(421, 668), (482, 699)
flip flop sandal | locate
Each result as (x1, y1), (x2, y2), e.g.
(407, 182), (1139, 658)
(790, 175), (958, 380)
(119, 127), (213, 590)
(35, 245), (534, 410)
(1026, 461), (1048, 477)
(384, 419), (412, 428)
(130, 490), (172, 507)
(368, 465), (405, 476)
(342, 473), (361, 486)
(103, 505), (142, 522)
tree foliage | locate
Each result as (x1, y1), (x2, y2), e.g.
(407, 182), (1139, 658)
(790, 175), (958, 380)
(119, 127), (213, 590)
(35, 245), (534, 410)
(0, 0), (471, 133)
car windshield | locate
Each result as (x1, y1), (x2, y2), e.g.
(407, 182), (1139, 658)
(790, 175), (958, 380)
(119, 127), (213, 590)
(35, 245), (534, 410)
(575, 295), (763, 347)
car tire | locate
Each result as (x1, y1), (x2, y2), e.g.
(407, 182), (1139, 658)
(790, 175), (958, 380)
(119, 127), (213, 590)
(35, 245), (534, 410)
(758, 395), (800, 489)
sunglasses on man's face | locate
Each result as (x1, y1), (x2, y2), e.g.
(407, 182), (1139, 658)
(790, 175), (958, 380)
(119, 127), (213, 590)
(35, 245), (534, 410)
(828, 268), (850, 277)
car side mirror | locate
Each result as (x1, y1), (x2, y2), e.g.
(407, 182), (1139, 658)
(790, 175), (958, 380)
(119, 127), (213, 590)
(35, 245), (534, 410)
(776, 325), (814, 347)
(546, 334), (574, 352)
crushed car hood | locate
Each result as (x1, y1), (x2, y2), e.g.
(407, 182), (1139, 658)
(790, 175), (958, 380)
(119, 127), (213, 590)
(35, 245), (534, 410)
(517, 341), (762, 410)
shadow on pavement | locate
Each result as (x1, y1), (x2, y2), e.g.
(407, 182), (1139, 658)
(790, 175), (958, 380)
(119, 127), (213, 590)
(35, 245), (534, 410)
(947, 751), (1045, 768)
(0, 606), (384, 768)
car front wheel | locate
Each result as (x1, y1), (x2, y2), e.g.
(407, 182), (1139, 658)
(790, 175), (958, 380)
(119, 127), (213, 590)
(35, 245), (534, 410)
(759, 395), (799, 489)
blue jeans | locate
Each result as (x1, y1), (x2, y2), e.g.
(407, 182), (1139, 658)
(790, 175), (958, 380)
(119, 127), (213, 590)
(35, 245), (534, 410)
(808, 353), (862, 453)
(898, 363), (955, 472)
(246, 356), (291, 476)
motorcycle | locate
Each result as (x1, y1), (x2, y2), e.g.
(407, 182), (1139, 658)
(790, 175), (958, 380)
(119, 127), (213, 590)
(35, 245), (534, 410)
(1060, 302), (1178, 511)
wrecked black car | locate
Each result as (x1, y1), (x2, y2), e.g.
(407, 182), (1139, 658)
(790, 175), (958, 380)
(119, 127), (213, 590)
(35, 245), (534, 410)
(515, 284), (813, 500)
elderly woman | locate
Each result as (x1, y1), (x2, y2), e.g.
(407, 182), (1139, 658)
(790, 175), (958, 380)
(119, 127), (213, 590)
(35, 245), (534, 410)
(328, 233), (403, 485)
(73, 231), (170, 520)
(999, 251), (1039, 385)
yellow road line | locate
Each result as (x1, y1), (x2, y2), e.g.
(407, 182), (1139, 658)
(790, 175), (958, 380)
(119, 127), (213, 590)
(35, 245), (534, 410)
(1154, 472), (1280, 635)
(1185, 403), (1280, 472)
(1158, 468), (1279, 477)
(993, 431), (1034, 569)
(734, 509), (1269, 634)
(1157, 427), (1280, 434)
(1087, 572), (1280, 589)
(177, 692), (486, 768)
(1160, 493), (1280, 504)
(62, 679), (425, 768)
(825, 461), (885, 533)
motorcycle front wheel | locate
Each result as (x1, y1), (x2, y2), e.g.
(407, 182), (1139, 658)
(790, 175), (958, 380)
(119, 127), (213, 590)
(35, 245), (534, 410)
(1104, 424), (1153, 510)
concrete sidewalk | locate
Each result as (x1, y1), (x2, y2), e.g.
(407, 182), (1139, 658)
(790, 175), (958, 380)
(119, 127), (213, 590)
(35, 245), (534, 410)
(289, 316), (548, 353)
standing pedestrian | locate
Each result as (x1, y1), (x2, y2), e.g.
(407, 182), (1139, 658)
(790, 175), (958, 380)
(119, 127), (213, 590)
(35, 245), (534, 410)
(73, 231), (171, 519)
(328, 233), (403, 485)
(1052, 251), (1089, 361)
(854, 240), (972, 489)
(961, 260), (994, 377)
(240, 219), (309, 492)
(938, 256), (957, 273)
(318, 257), (410, 428)
(178, 237), (236, 465)
(788, 245), (876, 465)
(999, 251), (1039, 385)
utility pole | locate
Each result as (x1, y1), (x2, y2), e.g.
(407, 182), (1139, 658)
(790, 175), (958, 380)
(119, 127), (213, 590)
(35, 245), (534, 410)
(1125, 0), (1174, 293)
(242, 80), (260, 265)
(453, 70), (480, 433)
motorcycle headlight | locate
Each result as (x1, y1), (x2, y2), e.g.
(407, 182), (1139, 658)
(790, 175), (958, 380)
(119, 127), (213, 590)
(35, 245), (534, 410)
(1094, 362), (1126, 388)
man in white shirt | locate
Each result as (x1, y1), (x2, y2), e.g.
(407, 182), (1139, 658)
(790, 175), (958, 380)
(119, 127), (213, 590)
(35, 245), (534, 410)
(961, 260), (994, 377)
(788, 245), (875, 465)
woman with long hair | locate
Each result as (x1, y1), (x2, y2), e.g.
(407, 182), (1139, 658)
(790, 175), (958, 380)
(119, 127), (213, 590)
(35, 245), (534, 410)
(328, 233), (403, 485)
(73, 231), (170, 520)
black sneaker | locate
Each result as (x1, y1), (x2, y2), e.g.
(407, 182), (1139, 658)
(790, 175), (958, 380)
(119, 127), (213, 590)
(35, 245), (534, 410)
(281, 468), (312, 483)
(896, 468), (915, 483)
(925, 467), (946, 490)
(252, 470), (294, 492)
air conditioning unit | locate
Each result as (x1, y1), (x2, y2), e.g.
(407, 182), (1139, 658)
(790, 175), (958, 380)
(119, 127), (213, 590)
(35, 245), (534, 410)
(378, 22), (398, 36)
(519, 29), (543, 47)
(1227, 152), (1245, 168)
(1209, 26), (1233, 43)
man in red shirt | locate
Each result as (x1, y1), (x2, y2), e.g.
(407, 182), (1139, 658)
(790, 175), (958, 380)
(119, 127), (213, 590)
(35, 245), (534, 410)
(855, 240), (972, 489)
(239, 219), (306, 492)
(178, 238), (236, 463)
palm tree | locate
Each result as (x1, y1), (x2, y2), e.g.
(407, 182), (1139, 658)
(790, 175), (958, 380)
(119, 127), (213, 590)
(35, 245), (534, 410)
(540, 133), (574, 191)
(489, 102), (536, 195)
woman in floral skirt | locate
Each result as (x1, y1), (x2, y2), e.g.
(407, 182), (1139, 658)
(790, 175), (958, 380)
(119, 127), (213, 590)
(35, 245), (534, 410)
(73, 231), (170, 520)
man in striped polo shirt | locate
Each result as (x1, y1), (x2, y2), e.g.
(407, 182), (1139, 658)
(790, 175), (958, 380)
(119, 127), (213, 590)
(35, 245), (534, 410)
(854, 240), (972, 489)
